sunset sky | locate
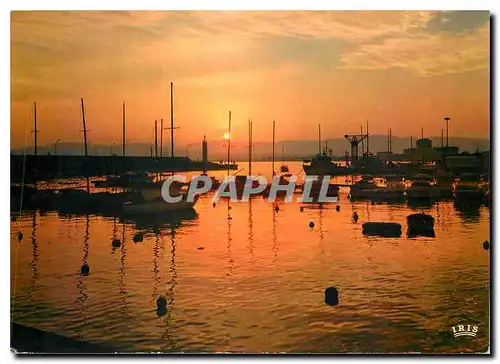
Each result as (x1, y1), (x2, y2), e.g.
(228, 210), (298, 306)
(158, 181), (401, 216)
(10, 11), (490, 150)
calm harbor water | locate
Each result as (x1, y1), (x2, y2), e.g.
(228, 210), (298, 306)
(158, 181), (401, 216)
(10, 162), (490, 353)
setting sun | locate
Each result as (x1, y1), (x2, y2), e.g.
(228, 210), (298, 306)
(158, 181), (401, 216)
(223, 132), (231, 140)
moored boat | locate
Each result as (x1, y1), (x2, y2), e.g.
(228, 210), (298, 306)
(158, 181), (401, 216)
(407, 213), (435, 236)
(122, 180), (197, 215)
(93, 172), (153, 188)
(303, 150), (347, 176)
(406, 178), (439, 200)
(349, 175), (377, 199)
(362, 222), (402, 237)
(454, 173), (484, 202)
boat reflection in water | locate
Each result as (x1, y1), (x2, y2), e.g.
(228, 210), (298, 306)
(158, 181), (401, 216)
(9, 161), (490, 353)
(121, 209), (198, 233)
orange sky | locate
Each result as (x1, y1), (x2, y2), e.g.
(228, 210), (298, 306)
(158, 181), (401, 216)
(10, 11), (490, 149)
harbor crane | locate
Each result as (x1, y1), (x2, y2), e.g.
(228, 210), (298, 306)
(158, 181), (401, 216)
(344, 133), (369, 164)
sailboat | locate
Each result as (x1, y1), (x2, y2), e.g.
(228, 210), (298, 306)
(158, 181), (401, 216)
(122, 82), (198, 215)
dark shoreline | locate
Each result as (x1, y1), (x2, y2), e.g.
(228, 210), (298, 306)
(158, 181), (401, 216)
(11, 322), (115, 354)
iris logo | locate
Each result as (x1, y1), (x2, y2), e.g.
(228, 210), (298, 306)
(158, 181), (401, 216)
(451, 324), (479, 338)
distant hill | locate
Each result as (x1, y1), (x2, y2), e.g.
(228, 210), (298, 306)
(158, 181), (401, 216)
(11, 136), (490, 161)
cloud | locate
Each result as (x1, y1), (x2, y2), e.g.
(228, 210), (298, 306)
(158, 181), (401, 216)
(10, 10), (490, 104)
(426, 10), (490, 33)
(340, 21), (489, 76)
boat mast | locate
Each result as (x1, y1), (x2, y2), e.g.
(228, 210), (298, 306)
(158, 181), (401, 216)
(81, 98), (88, 157)
(366, 120), (369, 155)
(33, 101), (38, 156)
(122, 102), (126, 157)
(360, 125), (365, 156)
(387, 127), (390, 152)
(281, 141), (284, 162)
(80, 98), (89, 193)
(389, 128), (392, 153)
(154, 119), (158, 158)
(170, 82), (174, 158)
(272, 120), (276, 176)
(227, 111), (231, 176)
(248, 119), (253, 176)
(318, 124), (321, 154)
(160, 118), (163, 157)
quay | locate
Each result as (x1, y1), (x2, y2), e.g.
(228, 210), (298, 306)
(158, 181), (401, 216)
(10, 154), (238, 183)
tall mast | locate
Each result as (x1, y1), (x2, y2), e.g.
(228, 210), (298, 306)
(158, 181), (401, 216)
(248, 119), (253, 176)
(122, 101), (126, 157)
(410, 136), (413, 161)
(318, 124), (321, 154)
(170, 82), (174, 158)
(360, 125), (365, 155)
(81, 98), (88, 157)
(281, 141), (284, 162)
(389, 128), (392, 153)
(366, 120), (369, 155)
(154, 119), (158, 158)
(33, 101), (38, 156)
(227, 111), (231, 176)
(387, 127), (390, 152)
(160, 118), (163, 157)
(272, 120), (276, 176)
(441, 129), (444, 148)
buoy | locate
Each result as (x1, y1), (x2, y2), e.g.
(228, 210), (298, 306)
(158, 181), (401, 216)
(309, 221), (314, 228)
(483, 240), (490, 251)
(197, 247), (204, 250)
(156, 295), (167, 317)
(133, 233), (143, 243)
(81, 264), (90, 276)
(336, 205), (340, 212)
(325, 286), (339, 306)
(213, 202), (216, 208)
(17, 231), (23, 241)
(353, 212), (359, 222)
(274, 205), (280, 212)
(157, 295), (167, 308)
(300, 207), (304, 212)
(112, 238), (121, 248)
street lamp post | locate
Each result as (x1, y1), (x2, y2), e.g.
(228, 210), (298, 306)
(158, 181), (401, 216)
(110, 142), (115, 156)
